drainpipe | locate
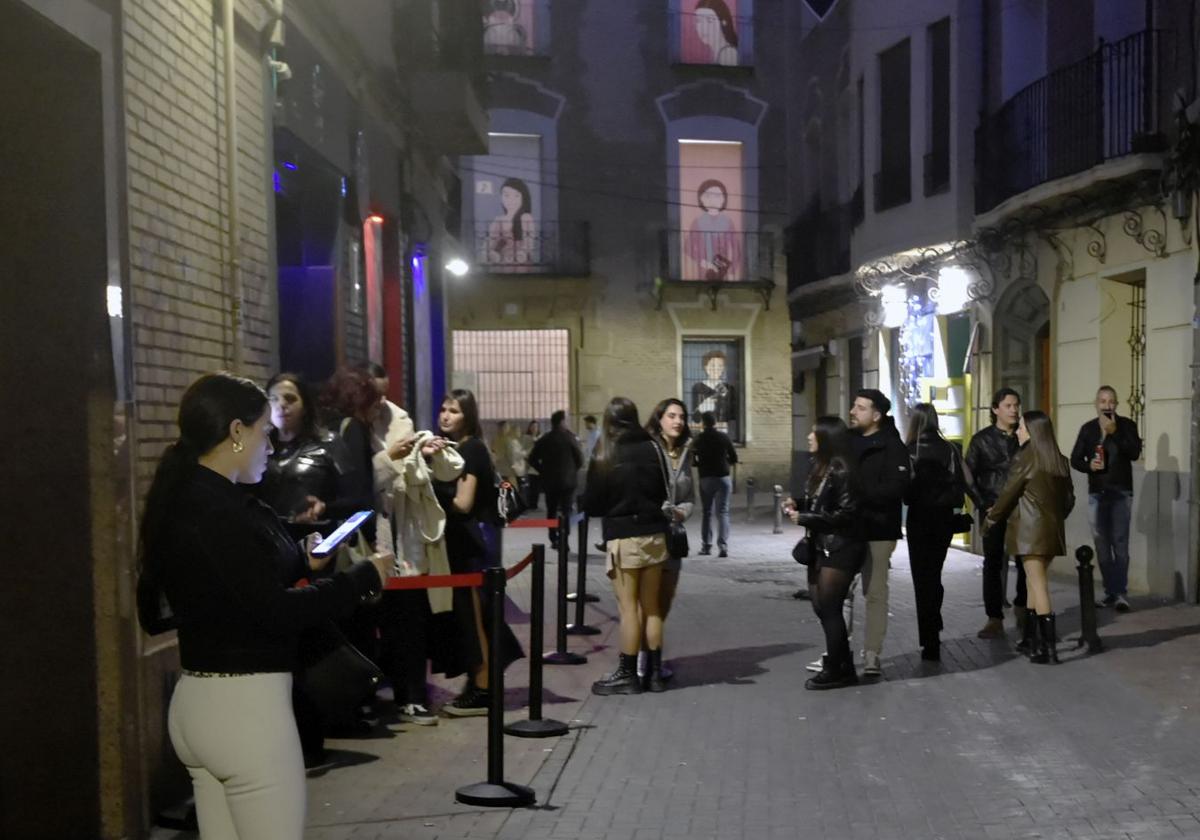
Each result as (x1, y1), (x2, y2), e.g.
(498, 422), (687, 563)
(221, 0), (243, 371)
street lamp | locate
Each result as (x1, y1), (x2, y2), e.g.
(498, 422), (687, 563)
(881, 284), (907, 328)
(935, 266), (971, 315)
(445, 257), (470, 277)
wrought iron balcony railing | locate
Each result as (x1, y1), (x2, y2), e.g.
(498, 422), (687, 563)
(659, 228), (774, 284)
(668, 9), (754, 67)
(975, 29), (1171, 214)
(472, 220), (590, 276)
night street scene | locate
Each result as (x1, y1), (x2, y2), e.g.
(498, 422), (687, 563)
(4, 0), (1200, 838)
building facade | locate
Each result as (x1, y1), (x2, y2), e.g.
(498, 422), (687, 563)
(446, 0), (797, 488)
(787, 0), (1200, 598)
(0, 1), (483, 836)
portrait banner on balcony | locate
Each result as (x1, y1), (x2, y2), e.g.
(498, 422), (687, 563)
(679, 139), (744, 282)
(683, 338), (743, 443)
(472, 133), (543, 273)
(482, 0), (537, 56)
(679, 0), (742, 66)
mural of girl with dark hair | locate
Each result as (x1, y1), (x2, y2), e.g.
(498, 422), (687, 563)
(693, 0), (739, 66)
(487, 176), (537, 267)
(685, 178), (742, 281)
(690, 349), (738, 426)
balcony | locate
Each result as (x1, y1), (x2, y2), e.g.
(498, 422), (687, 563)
(975, 29), (1171, 214)
(472, 221), (590, 277)
(786, 198), (851, 292)
(483, 0), (551, 58)
(874, 167), (911, 212)
(660, 228), (774, 282)
(668, 9), (754, 68)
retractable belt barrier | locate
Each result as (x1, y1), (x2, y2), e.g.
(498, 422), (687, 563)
(380, 551), (534, 591)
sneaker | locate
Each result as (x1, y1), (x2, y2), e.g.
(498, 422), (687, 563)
(792, 588), (811, 600)
(398, 703), (439, 726)
(1096, 594), (1118, 608)
(443, 686), (491, 717)
(920, 645), (941, 662)
(806, 654), (827, 673)
(1114, 595), (1132, 613)
(594, 541), (607, 553)
(718, 548), (728, 558)
(862, 651), (882, 677)
(698, 545), (712, 556)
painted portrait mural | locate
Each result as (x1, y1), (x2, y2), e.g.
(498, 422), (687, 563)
(473, 132), (542, 272)
(679, 139), (744, 282)
(683, 338), (742, 442)
(482, 0), (536, 56)
(680, 0), (741, 66)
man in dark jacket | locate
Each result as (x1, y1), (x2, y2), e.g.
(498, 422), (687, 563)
(965, 387), (1025, 639)
(1069, 386), (1142, 612)
(528, 410), (584, 549)
(848, 389), (910, 676)
(693, 411), (738, 557)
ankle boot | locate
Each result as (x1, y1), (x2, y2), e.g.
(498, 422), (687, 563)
(1037, 614), (1059, 664)
(1016, 608), (1037, 654)
(1029, 614), (1049, 663)
(644, 649), (667, 693)
(592, 653), (644, 696)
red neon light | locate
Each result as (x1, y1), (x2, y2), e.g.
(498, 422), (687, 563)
(366, 214), (384, 224)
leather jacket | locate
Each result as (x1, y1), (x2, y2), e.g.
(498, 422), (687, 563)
(965, 424), (1019, 508)
(984, 446), (1075, 556)
(905, 432), (966, 510)
(795, 458), (865, 561)
(1069, 415), (1142, 494)
(258, 431), (370, 537)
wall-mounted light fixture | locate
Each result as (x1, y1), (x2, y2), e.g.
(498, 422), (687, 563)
(444, 257), (470, 277)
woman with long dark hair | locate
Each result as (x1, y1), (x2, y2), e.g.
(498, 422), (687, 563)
(903, 403), (969, 662)
(985, 411), (1074, 663)
(643, 397), (696, 686)
(487, 176), (536, 266)
(787, 416), (865, 690)
(433, 388), (523, 715)
(583, 397), (670, 694)
(136, 373), (391, 839)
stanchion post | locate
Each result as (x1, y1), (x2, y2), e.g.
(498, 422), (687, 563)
(745, 477), (756, 523)
(568, 514), (599, 604)
(456, 567), (536, 807)
(506, 546), (569, 738)
(543, 514), (587, 665)
(772, 484), (783, 534)
(1074, 545), (1103, 653)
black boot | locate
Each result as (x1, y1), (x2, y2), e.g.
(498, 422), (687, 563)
(1037, 614), (1059, 664)
(1029, 614), (1049, 664)
(592, 653), (644, 695)
(1016, 608), (1037, 655)
(645, 649), (667, 693)
(805, 648), (858, 690)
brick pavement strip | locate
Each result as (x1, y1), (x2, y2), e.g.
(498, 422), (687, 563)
(149, 519), (1200, 840)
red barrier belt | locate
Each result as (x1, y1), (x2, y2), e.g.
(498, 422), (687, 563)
(381, 550), (535, 590)
(507, 518), (559, 528)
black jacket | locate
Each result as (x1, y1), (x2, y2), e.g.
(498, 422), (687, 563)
(852, 423), (911, 541)
(693, 427), (738, 478)
(795, 458), (865, 562)
(1069, 415), (1142, 494)
(582, 428), (669, 540)
(258, 429), (371, 539)
(965, 424), (1019, 508)
(137, 466), (380, 672)
(528, 427), (584, 491)
(905, 432), (966, 540)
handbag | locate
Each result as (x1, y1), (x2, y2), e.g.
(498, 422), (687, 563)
(653, 442), (689, 558)
(792, 535), (815, 565)
(495, 474), (529, 525)
(947, 445), (975, 534)
(298, 623), (383, 723)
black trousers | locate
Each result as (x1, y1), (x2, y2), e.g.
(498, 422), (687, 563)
(981, 512), (1026, 618)
(543, 485), (575, 545)
(907, 530), (950, 651)
(378, 588), (430, 707)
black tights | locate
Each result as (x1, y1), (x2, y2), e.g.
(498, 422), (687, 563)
(807, 564), (854, 669)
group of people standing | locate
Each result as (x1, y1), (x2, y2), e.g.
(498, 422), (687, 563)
(786, 382), (1143, 691)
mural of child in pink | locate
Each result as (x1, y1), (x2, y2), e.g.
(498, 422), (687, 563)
(487, 177), (537, 267)
(482, 0), (530, 55)
(685, 179), (742, 281)
(683, 0), (740, 66)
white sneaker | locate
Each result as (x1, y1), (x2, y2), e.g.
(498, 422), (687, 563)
(398, 703), (438, 726)
(806, 654), (826, 673)
(862, 651), (882, 676)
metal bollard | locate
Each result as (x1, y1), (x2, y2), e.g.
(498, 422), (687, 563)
(567, 516), (601, 636)
(772, 484), (784, 534)
(543, 514), (587, 665)
(745, 477), (756, 523)
(1074, 545), (1103, 653)
(506, 546), (570, 738)
(455, 567), (537, 806)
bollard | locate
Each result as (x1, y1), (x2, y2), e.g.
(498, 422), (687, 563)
(772, 484), (784, 534)
(506, 546), (570, 738)
(568, 513), (600, 604)
(745, 477), (757, 523)
(1074, 545), (1103, 653)
(455, 567), (537, 807)
(543, 514), (587, 665)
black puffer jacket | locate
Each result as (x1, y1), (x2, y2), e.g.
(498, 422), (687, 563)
(965, 424), (1018, 509)
(582, 428), (669, 541)
(795, 458), (865, 563)
(852, 424), (911, 541)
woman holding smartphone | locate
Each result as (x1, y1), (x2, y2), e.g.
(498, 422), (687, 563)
(985, 411), (1074, 663)
(136, 372), (392, 840)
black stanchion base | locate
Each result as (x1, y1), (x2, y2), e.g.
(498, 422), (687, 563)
(566, 592), (600, 603)
(505, 717), (570, 738)
(542, 650), (588, 665)
(455, 781), (536, 807)
(565, 623), (602, 636)
(1073, 636), (1104, 653)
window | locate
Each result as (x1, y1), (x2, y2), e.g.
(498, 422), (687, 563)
(876, 38), (911, 211)
(925, 18), (951, 195)
(683, 337), (743, 442)
(451, 329), (569, 421)
(677, 139), (746, 281)
(471, 132), (544, 272)
(673, 0), (753, 67)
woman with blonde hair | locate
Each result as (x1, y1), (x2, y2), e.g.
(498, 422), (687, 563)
(985, 410), (1074, 663)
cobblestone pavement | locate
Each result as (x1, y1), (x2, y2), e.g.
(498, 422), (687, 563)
(153, 515), (1200, 840)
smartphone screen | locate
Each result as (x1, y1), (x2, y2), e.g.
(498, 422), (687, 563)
(310, 510), (374, 558)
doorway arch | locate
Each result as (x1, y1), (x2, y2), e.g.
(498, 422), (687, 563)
(994, 281), (1051, 411)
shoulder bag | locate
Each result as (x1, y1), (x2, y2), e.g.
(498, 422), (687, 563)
(653, 442), (689, 559)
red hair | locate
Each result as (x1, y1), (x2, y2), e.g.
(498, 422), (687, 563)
(324, 367), (381, 422)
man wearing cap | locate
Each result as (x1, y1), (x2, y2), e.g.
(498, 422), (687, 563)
(848, 389), (911, 677)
